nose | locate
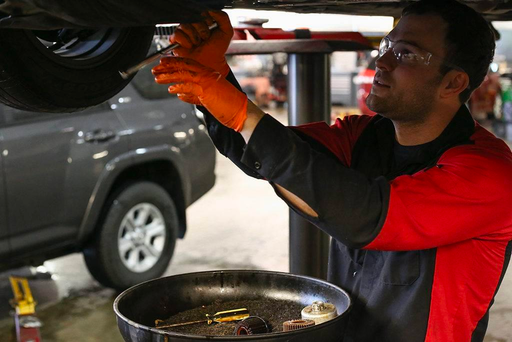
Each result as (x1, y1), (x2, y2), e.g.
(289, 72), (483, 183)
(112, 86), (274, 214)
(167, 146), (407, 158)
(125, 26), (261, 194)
(375, 49), (397, 72)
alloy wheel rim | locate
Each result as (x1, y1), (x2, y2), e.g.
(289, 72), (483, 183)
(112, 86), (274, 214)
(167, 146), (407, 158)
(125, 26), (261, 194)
(31, 27), (124, 67)
(118, 203), (166, 273)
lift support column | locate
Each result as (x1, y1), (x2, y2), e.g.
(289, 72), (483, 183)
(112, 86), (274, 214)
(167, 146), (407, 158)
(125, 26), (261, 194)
(287, 53), (331, 280)
(228, 38), (372, 280)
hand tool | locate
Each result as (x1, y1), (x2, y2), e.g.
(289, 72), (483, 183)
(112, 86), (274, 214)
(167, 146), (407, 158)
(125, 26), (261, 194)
(119, 22), (218, 80)
(155, 307), (249, 329)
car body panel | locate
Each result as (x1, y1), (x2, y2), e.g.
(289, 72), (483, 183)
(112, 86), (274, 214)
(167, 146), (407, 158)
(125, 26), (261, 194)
(77, 145), (191, 242)
(111, 83), (194, 201)
(111, 75), (216, 206)
(1, 106), (125, 254)
(0, 65), (216, 269)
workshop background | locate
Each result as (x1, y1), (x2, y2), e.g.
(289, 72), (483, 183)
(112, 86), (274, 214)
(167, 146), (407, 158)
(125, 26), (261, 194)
(0, 9), (512, 342)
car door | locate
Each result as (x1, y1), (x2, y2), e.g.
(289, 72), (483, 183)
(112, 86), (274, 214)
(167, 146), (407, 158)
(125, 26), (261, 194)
(64, 103), (128, 235)
(1, 107), (81, 256)
(1, 103), (125, 257)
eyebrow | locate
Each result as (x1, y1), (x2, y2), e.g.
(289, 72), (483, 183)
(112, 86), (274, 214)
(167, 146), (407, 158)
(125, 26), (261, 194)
(386, 36), (424, 50)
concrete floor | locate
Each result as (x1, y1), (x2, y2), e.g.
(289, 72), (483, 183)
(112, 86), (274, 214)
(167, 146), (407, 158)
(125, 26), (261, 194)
(0, 108), (510, 341)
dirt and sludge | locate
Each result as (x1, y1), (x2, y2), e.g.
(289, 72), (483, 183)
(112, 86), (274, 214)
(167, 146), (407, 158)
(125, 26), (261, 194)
(156, 298), (306, 336)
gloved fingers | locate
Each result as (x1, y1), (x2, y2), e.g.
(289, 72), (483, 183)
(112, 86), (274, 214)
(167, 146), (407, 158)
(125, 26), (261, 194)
(168, 83), (204, 98)
(154, 65), (217, 85)
(169, 45), (189, 57)
(208, 10), (233, 39)
(177, 93), (202, 105)
(178, 23), (202, 46)
(200, 11), (215, 28)
(191, 19), (211, 41)
(170, 15), (212, 51)
(154, 57), (215, 75)
(157, 56), (198, 66)
(151, 61), (176, 77)
(171, 27), (195, 49)
(154, 70), (199, 84)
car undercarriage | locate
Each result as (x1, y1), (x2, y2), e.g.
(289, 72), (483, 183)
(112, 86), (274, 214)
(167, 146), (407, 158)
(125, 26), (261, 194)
(0, 0), (510, 29)
(0, 0), (509, 113)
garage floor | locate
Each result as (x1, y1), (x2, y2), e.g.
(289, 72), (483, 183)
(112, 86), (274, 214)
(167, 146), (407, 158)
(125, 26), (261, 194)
(0, 108), (510, 341)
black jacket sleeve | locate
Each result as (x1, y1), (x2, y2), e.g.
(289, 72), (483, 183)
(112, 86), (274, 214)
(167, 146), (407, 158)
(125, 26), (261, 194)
(241, 114), (390, 249)
(199, 69), (389, 248)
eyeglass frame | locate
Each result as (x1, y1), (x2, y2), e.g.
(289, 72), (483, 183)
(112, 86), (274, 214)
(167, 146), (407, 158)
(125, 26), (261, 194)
(378, 36), (466, 74)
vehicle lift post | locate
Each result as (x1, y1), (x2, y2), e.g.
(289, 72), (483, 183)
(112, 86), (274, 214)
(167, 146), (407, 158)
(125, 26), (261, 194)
(287, 52), (331, 279)
(228, 36), (373, 279)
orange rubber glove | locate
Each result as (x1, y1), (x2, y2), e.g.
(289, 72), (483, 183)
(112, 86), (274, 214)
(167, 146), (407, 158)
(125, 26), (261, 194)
(153, 57), (247, 132)
(170, 10), (233, 78)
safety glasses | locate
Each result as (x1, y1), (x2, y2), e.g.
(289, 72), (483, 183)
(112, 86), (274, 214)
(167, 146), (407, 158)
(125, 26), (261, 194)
(378, 37), (465, 72)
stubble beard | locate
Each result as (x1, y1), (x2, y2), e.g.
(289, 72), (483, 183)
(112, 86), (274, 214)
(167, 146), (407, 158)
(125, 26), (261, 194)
(366, 78), (440, 124)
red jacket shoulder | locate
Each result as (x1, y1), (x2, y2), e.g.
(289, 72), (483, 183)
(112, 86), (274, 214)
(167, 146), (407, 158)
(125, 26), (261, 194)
(292, 114), (373, 166)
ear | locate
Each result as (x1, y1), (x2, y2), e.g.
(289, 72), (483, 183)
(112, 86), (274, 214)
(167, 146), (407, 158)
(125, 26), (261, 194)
(439, 71), (470, 100)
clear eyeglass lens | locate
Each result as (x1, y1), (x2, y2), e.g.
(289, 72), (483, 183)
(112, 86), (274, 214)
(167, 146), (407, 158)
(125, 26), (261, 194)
(379, 38), (460, 70)
(378, 38), (389, 57)
(378, 38), (425, 66)
(393, 43), (424, 65)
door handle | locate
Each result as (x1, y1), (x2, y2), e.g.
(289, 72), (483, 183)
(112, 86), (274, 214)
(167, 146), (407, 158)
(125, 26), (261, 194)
(84, 129), (116, 143)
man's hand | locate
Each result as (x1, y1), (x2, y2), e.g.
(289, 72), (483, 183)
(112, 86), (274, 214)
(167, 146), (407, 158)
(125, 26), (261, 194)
(152, 57), (247, 132)
(170, 10), (233, 78)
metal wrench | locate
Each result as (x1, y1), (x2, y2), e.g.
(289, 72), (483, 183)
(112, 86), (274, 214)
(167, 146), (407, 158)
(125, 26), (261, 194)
(119, 22), (218, 80)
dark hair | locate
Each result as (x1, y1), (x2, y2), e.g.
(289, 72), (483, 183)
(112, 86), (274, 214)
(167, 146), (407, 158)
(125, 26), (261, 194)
(402, 0), (496, 103)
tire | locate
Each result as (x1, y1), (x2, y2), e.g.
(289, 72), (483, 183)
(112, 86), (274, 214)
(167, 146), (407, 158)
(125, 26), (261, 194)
(0, 26), (154, 112)
(83, 182), (178, 290)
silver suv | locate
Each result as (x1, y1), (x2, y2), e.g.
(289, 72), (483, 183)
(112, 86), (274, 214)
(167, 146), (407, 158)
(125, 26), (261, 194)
(0, 59), (216, 290)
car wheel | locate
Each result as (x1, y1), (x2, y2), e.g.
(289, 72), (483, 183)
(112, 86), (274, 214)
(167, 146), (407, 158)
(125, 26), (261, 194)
(0, 26), (154, 112)
(83, 182), (178, 290)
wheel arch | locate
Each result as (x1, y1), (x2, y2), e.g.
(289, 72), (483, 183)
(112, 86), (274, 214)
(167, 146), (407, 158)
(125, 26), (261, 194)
(78, 146), (190, 245)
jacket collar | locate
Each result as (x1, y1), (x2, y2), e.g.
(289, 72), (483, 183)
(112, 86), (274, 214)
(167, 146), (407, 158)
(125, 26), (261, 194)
(374, 104), (475, 161)
(370, 105), (475, 175)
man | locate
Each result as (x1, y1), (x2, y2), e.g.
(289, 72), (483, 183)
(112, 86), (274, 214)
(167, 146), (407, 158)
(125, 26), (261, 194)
(152, 0), (512, 340)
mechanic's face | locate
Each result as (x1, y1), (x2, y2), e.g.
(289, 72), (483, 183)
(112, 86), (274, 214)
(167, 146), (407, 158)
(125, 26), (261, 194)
(366, 14), (448, 123)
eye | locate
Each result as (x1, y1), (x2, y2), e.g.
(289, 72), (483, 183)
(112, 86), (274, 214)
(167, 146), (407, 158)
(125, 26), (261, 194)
(401, 51), (417, 61)
(394, 44), (411, 55)
(394, 43), (423, 63)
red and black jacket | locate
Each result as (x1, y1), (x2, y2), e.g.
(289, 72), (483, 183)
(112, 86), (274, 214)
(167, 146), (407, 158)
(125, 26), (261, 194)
(201, 71), (512, 341)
